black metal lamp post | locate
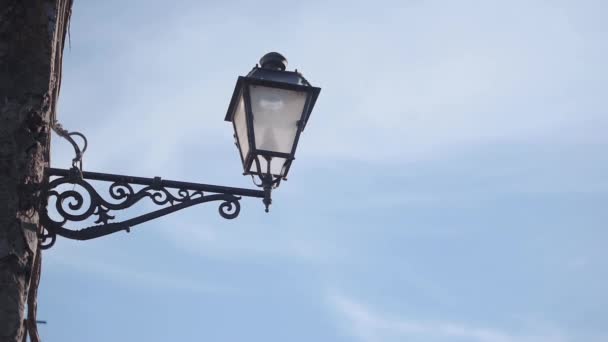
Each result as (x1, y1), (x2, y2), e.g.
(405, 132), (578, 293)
(39, 52), (320, 249)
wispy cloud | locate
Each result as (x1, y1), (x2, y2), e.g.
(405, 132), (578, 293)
(45, 245), (233, 294)
(57, 0), (608, 173)
(158, 220), (346, 264)
(327, 292), (573, 342)
(295, 1), (608, 162)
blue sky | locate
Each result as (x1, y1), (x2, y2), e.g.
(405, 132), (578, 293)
(39, 0), (608, 341)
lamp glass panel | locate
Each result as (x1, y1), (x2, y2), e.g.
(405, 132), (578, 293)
(233, 94), (249, 161)
(249, 85), (307, 154)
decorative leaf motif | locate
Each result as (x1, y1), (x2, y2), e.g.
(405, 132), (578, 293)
(94, 206), (114, 224)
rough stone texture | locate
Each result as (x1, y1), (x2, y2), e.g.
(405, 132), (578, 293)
(0, 1), (72, 341)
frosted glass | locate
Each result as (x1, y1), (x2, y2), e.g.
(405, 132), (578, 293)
(249, 85), (307, 154)
(233, 94), (249, 161)
(249, 156), (288, 177)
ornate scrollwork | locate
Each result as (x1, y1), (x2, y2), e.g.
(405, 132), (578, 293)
(39, 168), (256, 249)
(41, 125), (266, 249)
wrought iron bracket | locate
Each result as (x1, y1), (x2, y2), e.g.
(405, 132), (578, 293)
(40, 167), (266, 249)
(39, 123), (273, 249)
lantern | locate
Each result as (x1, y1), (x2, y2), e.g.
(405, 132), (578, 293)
(225, 52), (321, 181)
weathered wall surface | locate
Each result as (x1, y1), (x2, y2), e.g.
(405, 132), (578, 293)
(0, 1), (72, 341)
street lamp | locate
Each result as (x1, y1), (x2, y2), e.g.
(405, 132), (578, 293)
(225, 52), (321, 211)
(39, 52), (321, 249)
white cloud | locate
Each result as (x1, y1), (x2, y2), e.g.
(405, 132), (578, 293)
(295, 1), (608, 162)
(45, 243), (232, 294)
(57, 0), (608, 171)
(158, 220), (345, 264)
(327, 292), (572, 342)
